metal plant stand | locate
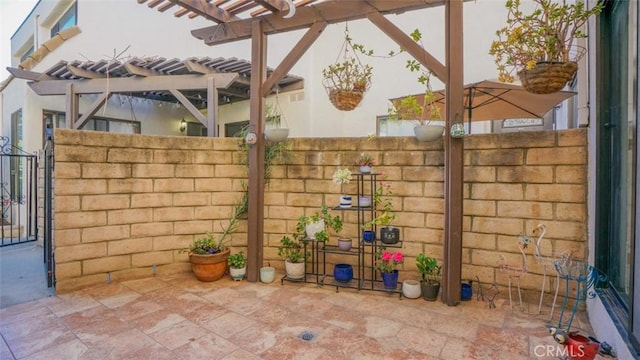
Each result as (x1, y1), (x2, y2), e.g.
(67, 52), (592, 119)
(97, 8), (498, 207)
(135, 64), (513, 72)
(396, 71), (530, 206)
(553, 259), (607, 332)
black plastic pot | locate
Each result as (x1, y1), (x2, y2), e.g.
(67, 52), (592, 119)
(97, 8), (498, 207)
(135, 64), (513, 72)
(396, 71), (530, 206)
(421, 280), (440, 301)
(380, 227), (400, 244)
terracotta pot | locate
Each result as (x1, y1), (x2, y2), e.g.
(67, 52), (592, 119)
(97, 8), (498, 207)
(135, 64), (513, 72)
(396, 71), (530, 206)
(189, 248), (230, 282)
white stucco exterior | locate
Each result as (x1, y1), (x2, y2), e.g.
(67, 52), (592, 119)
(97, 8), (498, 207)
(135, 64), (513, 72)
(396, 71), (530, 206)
(1, 0), (537, 154)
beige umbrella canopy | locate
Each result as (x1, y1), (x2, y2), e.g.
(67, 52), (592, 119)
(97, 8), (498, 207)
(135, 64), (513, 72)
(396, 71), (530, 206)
(391, 80), (576, 123)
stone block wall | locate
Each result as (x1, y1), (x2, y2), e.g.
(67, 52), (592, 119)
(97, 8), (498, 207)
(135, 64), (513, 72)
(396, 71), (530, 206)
(53, 128), (587, 301)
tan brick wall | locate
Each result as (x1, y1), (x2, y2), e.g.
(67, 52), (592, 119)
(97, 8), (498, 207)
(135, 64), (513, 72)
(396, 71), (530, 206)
(53, 129), (588, 302)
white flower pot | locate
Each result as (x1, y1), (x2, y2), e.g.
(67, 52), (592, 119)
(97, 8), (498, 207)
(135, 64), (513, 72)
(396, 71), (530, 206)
(402, 279), (422, 299)
(264, 128), (289, 142)
(305, 219), (325, 240)
(260, 266), (275, 283)
(285, 260), (305, 279)
(229, 266), (246, 281)
(339, 195), (352, 208)
(414, 124), (444, 142)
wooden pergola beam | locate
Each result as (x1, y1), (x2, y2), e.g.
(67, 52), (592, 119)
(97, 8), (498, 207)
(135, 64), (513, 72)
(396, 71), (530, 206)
(74, 92), (112, 129)
(366, 11), (446, 83)
(6, 67), (53, 81)
(169, 89), (208, 124)
(168, 0), (239, 23)
(27, 73), (238, 95)
(192, 0), (446, 45)
(66, 65), (107, 79)
(247, 19), (267, 282)
(261, 21), (327, 97)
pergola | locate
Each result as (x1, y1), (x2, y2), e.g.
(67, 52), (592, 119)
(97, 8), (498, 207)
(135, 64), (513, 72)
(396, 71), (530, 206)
(8, 56), (303, 134)
(155, 0), (466, 304)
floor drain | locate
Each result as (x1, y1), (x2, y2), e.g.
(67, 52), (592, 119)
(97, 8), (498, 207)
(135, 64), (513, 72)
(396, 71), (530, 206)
(298, 331), (315, 341)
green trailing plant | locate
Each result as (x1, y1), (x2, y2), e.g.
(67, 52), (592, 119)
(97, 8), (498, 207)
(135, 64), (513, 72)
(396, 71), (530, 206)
(351, 28), (441, 126)
(416, 252), (442, 284)
(214, 127), (292, 245)
(228, 251), (247, 269)
(489, 0), (603, 83)
(363, 174), (395, 229)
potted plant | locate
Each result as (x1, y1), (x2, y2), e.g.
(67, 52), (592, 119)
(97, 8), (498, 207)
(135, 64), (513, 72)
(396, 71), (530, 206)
(374, 249), (404, 290)
(369, 177), (399, 244)
(322, 30), (373, 111)
(277, 235), (310, 279)
(264, 100), (289, 142)
(182, 231), (230, 282)
(295, 205), (338, 241)
(388, 66), (444, 142)
(354, 153), (375, 173)
(416, 252), (442, 301)
(228, 251), (247, 281)
(332, 167), (353, 208)
(489, 0), (603, 94)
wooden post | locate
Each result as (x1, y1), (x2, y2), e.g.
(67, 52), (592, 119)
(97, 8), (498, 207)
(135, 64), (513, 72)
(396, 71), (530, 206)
(207, 76), (217, 137)
(442, 0), (464, 306)
(65, 83), (78, 129)
(246, 20), (267, 282)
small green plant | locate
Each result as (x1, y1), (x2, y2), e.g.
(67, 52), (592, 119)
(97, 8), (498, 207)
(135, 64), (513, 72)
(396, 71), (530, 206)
(416, 253), (442, 284)
(227, 251), (247, 269)
(294, 205), (343, 242)
(363, 174), (396, 229)
(182, 231), (225, 255)
(277, 235), (310, 263)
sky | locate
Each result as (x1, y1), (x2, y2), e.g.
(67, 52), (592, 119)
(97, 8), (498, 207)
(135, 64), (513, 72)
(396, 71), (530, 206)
(0, 0), (38, 80)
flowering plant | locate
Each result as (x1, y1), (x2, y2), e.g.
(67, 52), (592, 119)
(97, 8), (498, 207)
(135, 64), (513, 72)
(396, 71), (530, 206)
(355, 154), (375, 167)
(332, 168), (353, 185)
(489, 0), (603, 83)
(375, 249), (404, 273)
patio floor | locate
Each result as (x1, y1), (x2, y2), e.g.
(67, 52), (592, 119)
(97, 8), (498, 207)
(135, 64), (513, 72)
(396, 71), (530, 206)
(0, 272), (603, 359)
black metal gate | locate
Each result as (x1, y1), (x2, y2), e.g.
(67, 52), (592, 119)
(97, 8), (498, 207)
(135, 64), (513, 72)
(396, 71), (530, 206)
(0, 137), (37, 247)
(43, 136), (55, 288)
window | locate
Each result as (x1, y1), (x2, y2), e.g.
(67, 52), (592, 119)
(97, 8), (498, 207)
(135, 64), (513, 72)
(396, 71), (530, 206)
(20, 44), (34, 63)
(225, 121), (249, 137)
(595, 0), (638, 351)
(50, 2), (77, 37)
(42, 110), (140, 145)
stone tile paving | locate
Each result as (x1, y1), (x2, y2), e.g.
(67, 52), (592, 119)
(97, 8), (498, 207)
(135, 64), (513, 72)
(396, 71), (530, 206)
(0, 273), (604, 359)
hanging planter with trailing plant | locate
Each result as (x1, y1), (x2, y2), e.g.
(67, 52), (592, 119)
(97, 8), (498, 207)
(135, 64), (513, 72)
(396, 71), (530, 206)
(322, 27), (373, 111)
(489, 0), (603, 94)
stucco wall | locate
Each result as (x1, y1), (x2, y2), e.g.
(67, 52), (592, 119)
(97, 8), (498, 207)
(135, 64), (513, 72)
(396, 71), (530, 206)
(53, 128), (587, 301)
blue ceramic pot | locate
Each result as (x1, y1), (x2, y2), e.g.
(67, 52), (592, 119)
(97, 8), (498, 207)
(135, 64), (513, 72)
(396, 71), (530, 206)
(461, 282), (472, 300)
(363, 230), (376, 243)
(333, 263), (353, 283)
(381, 270), (399, 290)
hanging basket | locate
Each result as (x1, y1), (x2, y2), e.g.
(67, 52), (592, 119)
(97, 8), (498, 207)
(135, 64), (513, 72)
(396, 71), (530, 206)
(322, 27), (373, 111)
(517, 61), (578, 94)
(327, 89), (365, 111)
